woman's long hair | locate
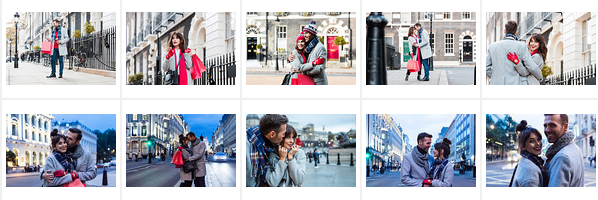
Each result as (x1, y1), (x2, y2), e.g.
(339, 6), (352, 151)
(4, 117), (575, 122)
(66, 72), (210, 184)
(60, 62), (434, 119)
(179, 134), (188, 148)
(528, 33), (547, 61)
(408, 27), (416, 37)
(168, 32), (186, 50)
(50, 129), (66, 149)
(516, 120), (543, 152)
(433, 138), (452, 158)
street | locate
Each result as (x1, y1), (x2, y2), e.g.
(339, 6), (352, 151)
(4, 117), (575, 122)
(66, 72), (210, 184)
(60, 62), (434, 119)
(6, 167), (117, 187)
(126, 155), (236, 187)
(246, 73), (356, 85)
(366, 169), (476, 187)
(6, 61), (116, 85)
(486, 160), (596, 187)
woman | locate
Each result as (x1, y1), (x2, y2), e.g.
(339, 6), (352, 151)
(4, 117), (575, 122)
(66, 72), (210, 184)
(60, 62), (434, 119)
(288, 32), (323, 85)
(405, 27), (422, 81)
(266, 125), (306, 187)
(162, 32), (193, 85)
(512, 33), (546, 85)
(178, 134), (194, 187)
(42, 130), (77, 187)
(423, 138), (453, 187)
(510, 120), (549, 187)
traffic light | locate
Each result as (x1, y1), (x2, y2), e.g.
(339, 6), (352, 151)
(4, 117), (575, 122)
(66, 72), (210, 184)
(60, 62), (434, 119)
(366, 151), (371, 159)
(146, 136), (153, 146)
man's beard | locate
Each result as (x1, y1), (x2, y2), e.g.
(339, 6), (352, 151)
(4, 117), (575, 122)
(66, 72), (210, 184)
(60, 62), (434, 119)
(67, 145), (78, 153)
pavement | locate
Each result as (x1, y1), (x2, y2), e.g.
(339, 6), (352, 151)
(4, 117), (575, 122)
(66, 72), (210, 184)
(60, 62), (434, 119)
(486, 159), (596, 187)
(365, 169), (476, 187)
(5, 167), (116, 187)
(302, 161), (356, 187)
(245, 60), (357, 85)
(5, 61), (116, 85)
(387, 65), (475, 85)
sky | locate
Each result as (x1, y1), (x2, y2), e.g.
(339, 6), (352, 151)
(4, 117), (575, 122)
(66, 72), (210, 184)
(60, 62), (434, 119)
(181, 114), (226, 144)
(256, 114), (356, 133)
(389, 114), (459, 147)
(490, 114), (587, 134)
(52, 114), (116, 132)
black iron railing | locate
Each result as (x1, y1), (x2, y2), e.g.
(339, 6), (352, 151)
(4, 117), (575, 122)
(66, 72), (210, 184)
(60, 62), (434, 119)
(69, 27), (116, 71)
(545, 64), (596, 85)
(194, 52), (236, 85)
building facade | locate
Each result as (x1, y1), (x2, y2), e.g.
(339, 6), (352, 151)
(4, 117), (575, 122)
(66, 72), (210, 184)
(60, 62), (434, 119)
(443, 114), (476, 166)
(126, 114), (186, 159)
(572, 114), (597, 158)
(366, 114), (404, 169)
(126, 12), (236, 85)
(221, 114), (237, 157)
(52, 120), (99, 164)
(245, 12), (356, 68)
(377, 12), (477, 67)
(6, 114), (54, 168)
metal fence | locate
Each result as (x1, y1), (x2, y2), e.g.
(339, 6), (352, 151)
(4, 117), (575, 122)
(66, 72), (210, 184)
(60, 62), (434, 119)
(69, 27), (116, 71)
(193, 52), (236, 85)
(545, 64), (596, 85)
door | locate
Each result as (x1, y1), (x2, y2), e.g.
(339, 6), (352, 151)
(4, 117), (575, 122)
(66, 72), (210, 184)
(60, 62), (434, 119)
(327, 36), (339, 60)
(402, 38), (410, 63)
(463, 36), (473, 62)
(247, 37), (257, 60)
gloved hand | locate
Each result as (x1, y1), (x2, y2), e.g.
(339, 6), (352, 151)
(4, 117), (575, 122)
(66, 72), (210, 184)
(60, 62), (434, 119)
(507, 52), (520, 65)
(312, 57), (325, 66)
(70, 171), (78, 180)
(53, 170), (67, 177)
(166, 48), (176, 59)
(422, 178), (433, 186)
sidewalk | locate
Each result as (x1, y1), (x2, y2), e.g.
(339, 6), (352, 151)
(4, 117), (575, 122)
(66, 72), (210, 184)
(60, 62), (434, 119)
(303, 163), (356, 187)
(173, 158), (237, 187)
(86, 168), (117, 187)
(387, 69), (448, 85)
(245, 65), (356, 75)
(6, 61), (115, 85)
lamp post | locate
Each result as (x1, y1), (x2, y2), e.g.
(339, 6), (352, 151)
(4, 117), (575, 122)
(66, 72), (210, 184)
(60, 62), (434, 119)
(428, 12), (434, 71)
(14, 12), (20, 68)
(275, 16), (280, 71)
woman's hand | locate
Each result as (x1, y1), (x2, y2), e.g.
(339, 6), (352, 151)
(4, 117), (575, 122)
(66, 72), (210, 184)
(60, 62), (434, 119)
(70, 171), (78, 180)
(287, 52), (296, 62)
(278, 146), (289, 161)
(165, 48), (175, 59)
(292, 69), (301, 73)
(184, 48), (192, 54)
(288, 145), (299, 160)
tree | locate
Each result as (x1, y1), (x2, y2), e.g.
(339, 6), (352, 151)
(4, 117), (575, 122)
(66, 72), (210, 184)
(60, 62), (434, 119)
(73, 30), (82, 38)
(334, 36), (347, 51)
(7, 150), (17, 166)
(318, 36), (324, 46)
(84, 22), (95, 35)
(96, 129), (116, 163)
(328, 131), (335, 141)
(542, 64), (553, 78)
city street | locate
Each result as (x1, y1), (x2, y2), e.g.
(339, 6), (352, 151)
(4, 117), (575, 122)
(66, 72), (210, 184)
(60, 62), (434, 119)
(302, 162), (356, 187)
(486, 159), (596, 187)
(6, 61), (116, 85)
(6, 167), (116, 187)
(366, 169), (476, 187)
(126, 155), (236, 187)
(387, 66), (475, 85)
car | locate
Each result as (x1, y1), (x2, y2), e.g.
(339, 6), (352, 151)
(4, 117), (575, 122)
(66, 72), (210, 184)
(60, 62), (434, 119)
(110, 161), (116, 166)
(214, 152), (227, 162)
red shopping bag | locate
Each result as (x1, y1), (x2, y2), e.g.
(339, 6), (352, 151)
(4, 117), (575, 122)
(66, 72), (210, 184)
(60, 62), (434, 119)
(171, 149), (183, 168)
(191, 54), (206, 79)
(407, 59), (420, 73)
(62, 178), (86, 187)
(41, 41), (52, 54)
(291, 74), (315, 85)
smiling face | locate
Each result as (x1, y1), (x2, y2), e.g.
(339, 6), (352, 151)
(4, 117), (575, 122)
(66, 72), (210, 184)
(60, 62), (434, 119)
(172, 36), (180, 48)
(529, 38), (539, 51)
(418, 137), (432, 152)
(303, 32), (313, 43)
(297, 39), (306, 50)
(544, 115), (568, 143)
(66, 131), (80, 148)
(55, 137), (67, 153)
(282, 137), (294, 149)
(524, 132), (543, 156)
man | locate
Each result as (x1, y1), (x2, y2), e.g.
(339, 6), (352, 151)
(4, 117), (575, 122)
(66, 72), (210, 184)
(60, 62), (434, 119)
(543, 114), (585, 187)
(46, 18), (69, 78)
(246, 114), (288, 187)
(314, 148), (319, 168)
(287, 20), (328, 85)
(401, 132), (433, 187)
(413, 23), (432, 81)
(42, 128), (97, 186)
(486, 20), (540, 85)
(187, 132), (206, 187)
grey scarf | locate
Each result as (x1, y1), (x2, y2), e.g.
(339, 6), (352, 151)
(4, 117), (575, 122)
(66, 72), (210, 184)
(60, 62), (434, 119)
(67, 145), (84, 159)
(546, 131), (575, 162)
(412, 146), (430, 174)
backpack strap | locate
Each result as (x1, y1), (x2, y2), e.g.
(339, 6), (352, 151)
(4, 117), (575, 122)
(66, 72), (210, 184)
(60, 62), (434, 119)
(508, 164), (519, 187)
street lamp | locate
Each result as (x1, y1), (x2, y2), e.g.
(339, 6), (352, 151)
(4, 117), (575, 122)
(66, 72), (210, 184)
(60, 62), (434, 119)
(14, 12), (20, 68)
(428, 12), (433, 71)
(275, 16), (280, 71)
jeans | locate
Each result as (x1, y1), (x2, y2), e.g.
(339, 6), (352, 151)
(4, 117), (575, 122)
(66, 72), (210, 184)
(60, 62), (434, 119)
(194, 176), (206, 187)
(51, 48), (64, 75)
(179, 180), (192, 187)
(421, 58), (430, 79)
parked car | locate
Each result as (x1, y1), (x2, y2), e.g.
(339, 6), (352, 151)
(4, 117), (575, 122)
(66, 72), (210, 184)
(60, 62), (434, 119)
(214, 152), (227, 162)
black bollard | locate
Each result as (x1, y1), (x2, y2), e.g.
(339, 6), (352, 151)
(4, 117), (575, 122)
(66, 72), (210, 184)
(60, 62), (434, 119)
(102, 168), (108, 186)
(337, 153), (341, 165)
(326, 153), (329, 164)
(350, 153), (354, 166)
(309, 153), (312, 163)
(366, 165), (370, 177)
(473, 166), (476, 178)
(366, 12), (389, 85)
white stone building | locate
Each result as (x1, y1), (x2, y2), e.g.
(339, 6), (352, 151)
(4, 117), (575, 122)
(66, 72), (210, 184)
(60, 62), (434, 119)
(6, 114), (54, 168)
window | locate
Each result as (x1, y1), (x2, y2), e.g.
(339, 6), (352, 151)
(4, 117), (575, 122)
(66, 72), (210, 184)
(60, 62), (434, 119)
(32, 131), (36, 141)
(582, 19), (591, 66)
(385, 36), (393, 45)
(277, 26), (287, 39)
(25, 114), (29, 123)
(132, 126), (137, 136)
(142, 114), (147, 121)
(133, 114), (137, 121)
(142, 126), (147, 136)
(247, 12), (257, 15)
(12, 125), (17, 136)
(25, 130), (28, 139)
(444, 12), (452, 20)
(462, 12), (471, 20)
(445, 33), (454, 54)
(39, 133), (42, 142)
(424, 12), (432, 20)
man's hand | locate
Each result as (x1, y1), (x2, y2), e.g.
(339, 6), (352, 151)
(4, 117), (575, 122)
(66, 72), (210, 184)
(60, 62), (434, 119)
(70, 171), (78, 180)
(278, 146), (288, 161)
(287, 52), (296, 62)
(414, 44), (419, 47)
(507, 52), (520, 65)
(42, 170), (55, 182)
(288, 145), (299, 159)
(422, 178), (433, 187)
(312, 57), (325, 66)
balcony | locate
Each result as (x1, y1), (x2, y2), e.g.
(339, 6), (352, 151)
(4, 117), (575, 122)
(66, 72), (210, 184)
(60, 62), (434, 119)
(300, 12), (315, 16)
(132, 37), (140, 52)
(144, 22), (156, 42)
(275, 12), (289, 17)
(326, 12), (342, 16)
(137, 31), (148, 47)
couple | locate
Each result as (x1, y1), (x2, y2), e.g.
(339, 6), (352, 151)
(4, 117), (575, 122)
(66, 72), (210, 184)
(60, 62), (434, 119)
(486, 20), (546, 85)
(286, 20), (329, 85)
(401, 133), (453, 187)
(41, 128), (96, 187)
(246, 114), (306, 187)
(177, 132), (207, 187)
(46, 18), (70, 79)
(405, 23), (431, 81)
(510, 114), (585, 187)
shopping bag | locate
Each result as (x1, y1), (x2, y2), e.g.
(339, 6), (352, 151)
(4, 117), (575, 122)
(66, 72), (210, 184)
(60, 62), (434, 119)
(191, 54), (206, 79)
(291, 74), (315, 85)
(281, 72), (292, 85)
(407, 59), (420, 73)
(62, 178), (86, 187)
(41, 41), (52, 54)
(171, 150), (183, 167)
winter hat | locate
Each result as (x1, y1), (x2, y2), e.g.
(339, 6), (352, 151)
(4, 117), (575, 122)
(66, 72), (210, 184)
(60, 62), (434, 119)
(296, 31), (306, 43)
(303, 20), (318, 35)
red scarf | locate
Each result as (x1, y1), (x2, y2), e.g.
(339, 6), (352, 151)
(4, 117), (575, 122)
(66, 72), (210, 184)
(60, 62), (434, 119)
(301, 52), (307, 64)
(174, 49), (188, 85)
(531, 49), (538, 57)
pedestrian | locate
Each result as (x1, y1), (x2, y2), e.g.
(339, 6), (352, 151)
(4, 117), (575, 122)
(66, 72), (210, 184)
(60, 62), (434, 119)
(314, 148), (319, 168)
(266, 125), (306, 187)
(287, 20), (328, 85)
(46, 18), (69, 79)
(486, 20), (540, 85)
(413, 23), (432, 81)
(405, 26), (422, 81)
(187, 132), (206, 187)
(178, 135), (193, 187)
(543, 114), (584, 187)
(42, 131), (77, 187)
(162, 31), (193, 85)
(246, 114), (288, 187)
(424, 138), (454, 187)
(509, 120), (548, 187)
(401, 132), (433, 187)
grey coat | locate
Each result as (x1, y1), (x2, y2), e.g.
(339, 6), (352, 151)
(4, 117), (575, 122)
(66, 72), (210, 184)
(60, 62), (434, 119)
(266, 149), (307, 187)
(49, 27), (70, 56)
(431, 160), (454, 187)
(179, 148), (193, 181)
(162, 49), (193, 85)
(304, 41), (329, 85)
(41, 154), (74, 187)
(400, 152), (429, 187)
(545, 143), (585, 187)
(512, 157), (544, 187)
(68, 145), (97, 183)
(418, 29), (432, 59)
(188, 138), (207, 177)
(408, 36), (418, 58)
(486, 37), (537, 85)
(517, 53), (544, 85)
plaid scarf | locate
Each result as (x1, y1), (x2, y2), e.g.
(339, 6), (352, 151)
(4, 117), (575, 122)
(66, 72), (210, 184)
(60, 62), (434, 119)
(52, 150), (72, 173)
(520, 150), (549, 187)
(53, 25), (62, 43)
(418, 28), (423, 43)
(505, 33), (518, 41)
(247, 125), (275, 187)
(428, 158), (449, 180)
(304, 37), (319, 54)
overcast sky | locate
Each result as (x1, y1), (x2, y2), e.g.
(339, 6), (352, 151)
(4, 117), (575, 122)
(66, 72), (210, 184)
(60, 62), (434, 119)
(256, 114), (356, 133)
(389, 114), (459, 147)
(52, 114), (116, 132)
